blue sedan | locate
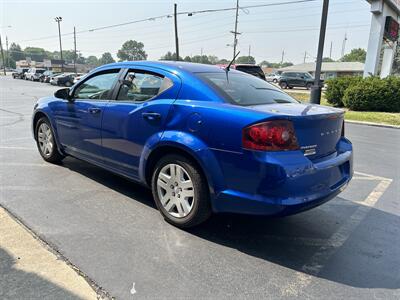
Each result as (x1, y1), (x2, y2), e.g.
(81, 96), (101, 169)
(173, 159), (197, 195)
(32, 61), (353, 228)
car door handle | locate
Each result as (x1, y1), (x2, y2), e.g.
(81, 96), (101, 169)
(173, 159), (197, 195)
(142, 112), (161, 120)
(88, 107), (101, 114)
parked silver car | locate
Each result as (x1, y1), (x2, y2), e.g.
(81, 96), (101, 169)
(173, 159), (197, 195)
(25, 68), (46, 81)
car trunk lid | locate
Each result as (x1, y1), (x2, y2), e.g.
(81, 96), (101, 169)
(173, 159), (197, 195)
(247, 103), (344, 160)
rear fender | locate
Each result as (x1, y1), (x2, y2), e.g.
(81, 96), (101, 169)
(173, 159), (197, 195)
(140, 131), (225, 206)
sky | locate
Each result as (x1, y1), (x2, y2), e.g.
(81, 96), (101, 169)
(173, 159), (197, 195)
(1, 0), (372, 64)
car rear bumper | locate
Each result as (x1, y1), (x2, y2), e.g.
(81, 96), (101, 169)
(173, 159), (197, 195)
(211, 138), (353, 216)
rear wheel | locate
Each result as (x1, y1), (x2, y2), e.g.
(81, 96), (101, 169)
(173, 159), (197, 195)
(279, 81), (288, 89)
(306, 83), (313, 90)
(151, 154), (211, 228)
(35, 117), (64, 163)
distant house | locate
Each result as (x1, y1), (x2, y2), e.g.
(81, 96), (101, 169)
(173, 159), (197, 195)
(278, 62), (365, 79)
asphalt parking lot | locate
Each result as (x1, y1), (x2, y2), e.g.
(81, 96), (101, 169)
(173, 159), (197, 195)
(1, 75), (399, 299)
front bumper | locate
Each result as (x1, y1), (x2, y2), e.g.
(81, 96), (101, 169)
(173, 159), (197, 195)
(212, 138), (353, 216)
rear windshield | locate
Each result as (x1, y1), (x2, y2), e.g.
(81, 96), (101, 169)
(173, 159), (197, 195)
(36, 70), (46, 74)
(197, 72), (299, 106)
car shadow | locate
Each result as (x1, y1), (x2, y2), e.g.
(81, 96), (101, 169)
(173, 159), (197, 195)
(60, 156), (400, 290)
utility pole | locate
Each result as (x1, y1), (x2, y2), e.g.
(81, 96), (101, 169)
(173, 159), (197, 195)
(329, 41), (333, 59)
(281, 50), (285, 65)
(341, 32), (347, 58)
(231, 0), (240, 62)
(55, 17), (63, 72)
(0, 34), (6, 75)
(174, 3), (180, 61)
(5, 36), (9, 68)
(248, 45), (251, 57)
(310, 0), (329, 105)
(303, 51), (307, 63)
(73, 27), (77, 74)
(200, 48), (203, 56)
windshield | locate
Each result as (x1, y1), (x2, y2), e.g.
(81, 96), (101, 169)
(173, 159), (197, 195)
(197, 72), (299, 106)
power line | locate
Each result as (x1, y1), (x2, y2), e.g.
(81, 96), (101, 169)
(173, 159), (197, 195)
(14, 0), (317, 44)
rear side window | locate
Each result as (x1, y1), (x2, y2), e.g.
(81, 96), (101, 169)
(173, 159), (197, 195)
(198, 72), (298, 106)
(117, 71), (173, 102)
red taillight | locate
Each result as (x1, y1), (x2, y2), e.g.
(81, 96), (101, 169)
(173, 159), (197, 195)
(242, 120), (299, 151)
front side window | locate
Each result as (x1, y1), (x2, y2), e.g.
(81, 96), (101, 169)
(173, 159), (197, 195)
(74, 71), (119, 100)
(198, 72), (299, 106)
(117, 71), (173, 102)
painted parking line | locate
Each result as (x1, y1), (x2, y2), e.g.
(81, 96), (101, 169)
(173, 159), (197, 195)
(0, 146), (36, 150)
(280, 172), (393, 297)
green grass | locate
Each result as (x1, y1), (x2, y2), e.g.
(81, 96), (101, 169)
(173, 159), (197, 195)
(343, 111), (400, 126)
(287, 91), (400, 126)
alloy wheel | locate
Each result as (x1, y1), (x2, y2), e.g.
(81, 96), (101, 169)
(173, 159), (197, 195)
(156, 164), (195, 218)
(37, 123), (53, 157)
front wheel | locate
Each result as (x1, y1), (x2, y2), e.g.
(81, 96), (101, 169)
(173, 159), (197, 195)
(306, 83), (313, 90)
(151, 154), (211, 228)
(35, 117), (64, 163)
(279, 81), (288, 89)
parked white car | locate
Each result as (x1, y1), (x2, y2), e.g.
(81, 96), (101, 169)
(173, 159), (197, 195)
(265, 73), (281, 83)
(25, 68), (46, 81)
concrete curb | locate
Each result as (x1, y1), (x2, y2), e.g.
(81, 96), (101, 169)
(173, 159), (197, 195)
(345, 119), (400, 129)
(0, 205), (113, 299)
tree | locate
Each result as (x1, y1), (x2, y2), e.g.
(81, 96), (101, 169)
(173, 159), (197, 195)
(322, 57), (335, 62)
(341, 48), (367, 63)
(24, 47), (49, 61)
(259, 60), (271, 67)
(280, 62), (293, 67)
(235, 56), (256, 64)
(117, 40), (147, 61)
(160, 51), (182, 61)
(9, 43), (24, 61)
(207, 55), (219, 65)
(99, 52), (115, 65)
(217, 58), (229, 64)
(191, 55), (211, 64)
(183, 56), (192, 62)
(86, 55), (99, 66)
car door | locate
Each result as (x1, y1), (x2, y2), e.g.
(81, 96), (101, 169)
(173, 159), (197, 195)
(101, 67), (181, 179)
(53, 69), (121, 163)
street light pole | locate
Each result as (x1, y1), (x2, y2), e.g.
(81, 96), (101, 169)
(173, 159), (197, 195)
(0, 34), (6, 75)
(55, 17), (63, 72)
(232, 0), (239, 62)
(310, 0), (329, 105)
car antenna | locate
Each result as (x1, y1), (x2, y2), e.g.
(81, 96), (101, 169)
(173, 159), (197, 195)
(225, 51), (240, 72)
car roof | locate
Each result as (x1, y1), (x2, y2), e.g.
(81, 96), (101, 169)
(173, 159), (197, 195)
(95, 61), (239, 76)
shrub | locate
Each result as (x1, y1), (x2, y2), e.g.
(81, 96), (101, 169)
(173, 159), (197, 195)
(325, 76), (362, 107)
(343, 76), (400, 112)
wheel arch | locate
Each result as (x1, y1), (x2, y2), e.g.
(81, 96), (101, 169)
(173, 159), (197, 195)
(141, 137), (226, 208)
(32, 110), (64, 155)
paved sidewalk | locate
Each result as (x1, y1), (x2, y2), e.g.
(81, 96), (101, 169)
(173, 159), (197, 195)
(0, 207), (98, 299)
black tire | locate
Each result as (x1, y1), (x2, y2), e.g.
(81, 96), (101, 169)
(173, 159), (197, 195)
(306, 83), (313, 90)
(273, 79), (278, 83)
(279, 81), (288, 89)
(35, 117), (64, 163)
(288, 86), (293, 89)
(65, 81), (72, 87)
(151, 154), (211, 228)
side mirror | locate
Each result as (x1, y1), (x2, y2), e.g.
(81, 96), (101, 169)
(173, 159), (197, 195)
(54, 88), (71, 101)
